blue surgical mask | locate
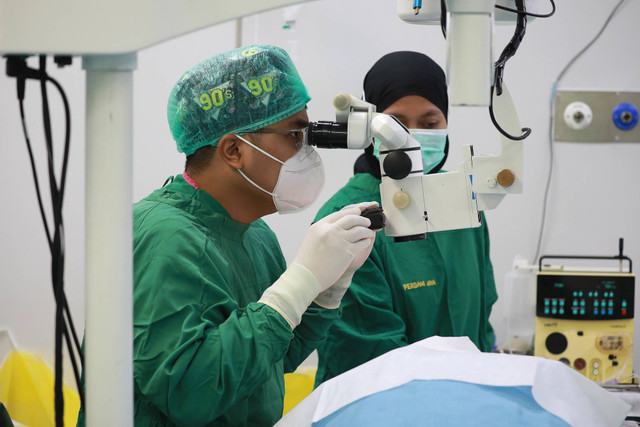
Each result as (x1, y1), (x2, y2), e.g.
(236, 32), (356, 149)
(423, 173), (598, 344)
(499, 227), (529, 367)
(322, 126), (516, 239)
(410, 129), (447, 174)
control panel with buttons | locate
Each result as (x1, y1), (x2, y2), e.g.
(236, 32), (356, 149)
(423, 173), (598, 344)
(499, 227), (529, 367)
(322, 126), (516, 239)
(536, 273), (634, 320)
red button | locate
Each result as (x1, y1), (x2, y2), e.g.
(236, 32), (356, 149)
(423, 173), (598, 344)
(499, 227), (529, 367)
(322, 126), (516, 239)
(574, 358), (586, 370)
(622, 310), (627, 316)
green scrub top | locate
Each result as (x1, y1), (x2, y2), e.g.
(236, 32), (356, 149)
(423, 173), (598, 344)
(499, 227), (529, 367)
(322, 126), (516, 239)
(79, 175), (337, 427)
(314, 173), (497, 386)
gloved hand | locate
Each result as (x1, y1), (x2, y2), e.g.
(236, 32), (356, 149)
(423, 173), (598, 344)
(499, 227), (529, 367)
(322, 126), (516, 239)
(259, 204), (375, 328)
(314, 202), (380, 309)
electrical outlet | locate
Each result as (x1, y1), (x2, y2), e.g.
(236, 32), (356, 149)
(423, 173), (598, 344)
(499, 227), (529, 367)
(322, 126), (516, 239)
(554, 90), (640, 143)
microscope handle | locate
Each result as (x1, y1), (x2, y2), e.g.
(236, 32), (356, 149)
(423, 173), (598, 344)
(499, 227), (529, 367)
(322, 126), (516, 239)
(360, 206), (386, 230)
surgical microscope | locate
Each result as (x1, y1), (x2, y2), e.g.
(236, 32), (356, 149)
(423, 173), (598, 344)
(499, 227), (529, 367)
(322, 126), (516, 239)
(307, 88), (523, 242)
(303, 0), (536, 242)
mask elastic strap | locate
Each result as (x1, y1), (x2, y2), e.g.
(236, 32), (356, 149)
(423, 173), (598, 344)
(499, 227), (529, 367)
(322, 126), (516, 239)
(234, 133), (285, 165)
(237, 169), (276, 197)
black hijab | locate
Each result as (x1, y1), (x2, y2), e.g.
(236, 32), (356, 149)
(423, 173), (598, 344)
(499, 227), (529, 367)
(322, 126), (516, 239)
(354, 51), (449, 178)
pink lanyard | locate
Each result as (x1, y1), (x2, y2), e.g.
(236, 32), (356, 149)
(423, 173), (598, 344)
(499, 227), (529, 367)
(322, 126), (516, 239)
(182, 171), (199, 190)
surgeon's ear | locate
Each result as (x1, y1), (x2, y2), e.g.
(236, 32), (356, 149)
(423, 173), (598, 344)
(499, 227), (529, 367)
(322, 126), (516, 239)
(216, 134), (244, 169)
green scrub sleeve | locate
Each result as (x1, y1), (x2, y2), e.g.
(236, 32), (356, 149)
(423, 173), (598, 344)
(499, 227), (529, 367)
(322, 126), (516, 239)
(315, 239), (408, 384)
(284, 304), (340, 373)
(133, 239), (293, 426)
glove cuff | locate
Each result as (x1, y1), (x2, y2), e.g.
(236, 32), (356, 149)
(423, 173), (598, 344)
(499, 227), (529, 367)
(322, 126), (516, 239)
(258, 263), (320, 328)
(313, 273), (353, 309)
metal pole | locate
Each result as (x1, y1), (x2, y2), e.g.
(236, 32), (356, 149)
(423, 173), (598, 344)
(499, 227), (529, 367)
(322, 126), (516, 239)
(83, 52), (136, 427)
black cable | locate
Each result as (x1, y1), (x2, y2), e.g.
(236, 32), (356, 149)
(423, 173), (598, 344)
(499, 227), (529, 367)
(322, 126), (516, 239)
(64, 294), (84, 366)
(9, 54), (83, 426)
(17, 64), (84, 395)
(38, 55), (65, 427)
(533, 0), (628, 263)
(18, 100), (54, 248)
(62, 319), (84, 409)
(439, 1), (446, 37)
(496, 0), (556, 18)
(489, 85), (532, 141)
(46, 73), (83, 363)
(488, 0), (532, 141)
(47, 75), (71, 204)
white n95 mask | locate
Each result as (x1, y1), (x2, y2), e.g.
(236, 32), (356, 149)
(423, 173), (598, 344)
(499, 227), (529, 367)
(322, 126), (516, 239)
(410, 128), (448, 174)
(235, 134), (325, 214)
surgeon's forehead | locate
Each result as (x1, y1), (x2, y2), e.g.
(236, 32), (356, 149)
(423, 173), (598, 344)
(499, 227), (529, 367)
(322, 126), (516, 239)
(269, 108), (309, 128)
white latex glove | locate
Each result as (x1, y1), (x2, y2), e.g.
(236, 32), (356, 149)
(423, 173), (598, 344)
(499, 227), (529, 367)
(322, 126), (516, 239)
(314, 202), (380, 309)
(259, 204), (375, 328)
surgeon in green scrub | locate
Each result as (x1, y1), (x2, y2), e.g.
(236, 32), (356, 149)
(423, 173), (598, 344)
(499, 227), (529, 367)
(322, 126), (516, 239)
(314, 51), (498, 386)
(77, 45), (377, 427)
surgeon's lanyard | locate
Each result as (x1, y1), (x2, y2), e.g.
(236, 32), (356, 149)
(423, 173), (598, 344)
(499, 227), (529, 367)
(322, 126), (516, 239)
(183, 170), (200, 189)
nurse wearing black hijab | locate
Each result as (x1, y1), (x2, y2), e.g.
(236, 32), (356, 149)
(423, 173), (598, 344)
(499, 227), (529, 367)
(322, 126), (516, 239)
(354, 51), (449, 177)
(314, 51), (498, 386)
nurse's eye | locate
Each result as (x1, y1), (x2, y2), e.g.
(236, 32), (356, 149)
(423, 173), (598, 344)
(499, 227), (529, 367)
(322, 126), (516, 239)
(422, 121), (441, 129)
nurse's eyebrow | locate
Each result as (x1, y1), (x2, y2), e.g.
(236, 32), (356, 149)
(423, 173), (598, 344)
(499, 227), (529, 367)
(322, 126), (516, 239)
(390, 111), (441, 120)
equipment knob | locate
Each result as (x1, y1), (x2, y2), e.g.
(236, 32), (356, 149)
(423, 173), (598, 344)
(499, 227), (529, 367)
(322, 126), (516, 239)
(360, 207), (386, 230)
(392, 191), (411, 209)
(497, 169), (515, 187)
(545, 332), (568, 355)
(383, 151), (412, 180)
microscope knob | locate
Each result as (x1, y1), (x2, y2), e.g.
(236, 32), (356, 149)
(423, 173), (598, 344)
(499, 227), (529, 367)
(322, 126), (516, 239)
(497, 169), (515, 187)
(392, 191), (411, 209)
(383, 151), (412, 180)
(360, 206), (386, 230)
(545, 332), (568, 355)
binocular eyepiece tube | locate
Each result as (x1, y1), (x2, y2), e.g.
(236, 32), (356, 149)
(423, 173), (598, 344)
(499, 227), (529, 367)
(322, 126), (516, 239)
(306, 121), (349, 149)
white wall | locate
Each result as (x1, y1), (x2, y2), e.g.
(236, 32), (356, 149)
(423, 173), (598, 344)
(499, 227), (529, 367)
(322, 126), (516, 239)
(1, 0), (639, 390)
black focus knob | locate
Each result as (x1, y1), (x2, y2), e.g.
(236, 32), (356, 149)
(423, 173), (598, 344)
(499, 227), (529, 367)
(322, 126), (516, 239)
(383, 150), (412, 180)
(360, 207), (386, 230)
(545, 332), (568, 355)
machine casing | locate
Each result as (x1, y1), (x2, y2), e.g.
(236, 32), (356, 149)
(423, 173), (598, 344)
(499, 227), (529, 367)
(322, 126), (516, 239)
(534, 271), (635, 385)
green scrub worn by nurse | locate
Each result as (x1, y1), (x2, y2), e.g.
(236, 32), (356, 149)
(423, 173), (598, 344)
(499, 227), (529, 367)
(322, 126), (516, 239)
(76, 45), (377, 427)
(314, 51), (498, 386)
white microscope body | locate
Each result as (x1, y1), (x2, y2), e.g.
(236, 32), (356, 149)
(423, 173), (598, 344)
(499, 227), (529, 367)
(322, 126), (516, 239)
(310, 91), (522, 242)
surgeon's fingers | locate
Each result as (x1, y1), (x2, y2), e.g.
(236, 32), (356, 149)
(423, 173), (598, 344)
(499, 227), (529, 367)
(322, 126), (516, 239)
(342, 201), (379, 212)
(347, 235), (376, 257)
(334, 212), (372, 231)
(339, 223), (375, 243)
(319, 206), (362, 224)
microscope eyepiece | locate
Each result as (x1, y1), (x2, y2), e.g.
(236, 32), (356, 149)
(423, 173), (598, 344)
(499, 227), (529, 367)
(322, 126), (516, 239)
(306, 121), (349, 149)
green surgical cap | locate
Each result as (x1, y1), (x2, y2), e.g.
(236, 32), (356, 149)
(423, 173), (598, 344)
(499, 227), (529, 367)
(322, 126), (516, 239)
(167, 44), (311, 155)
